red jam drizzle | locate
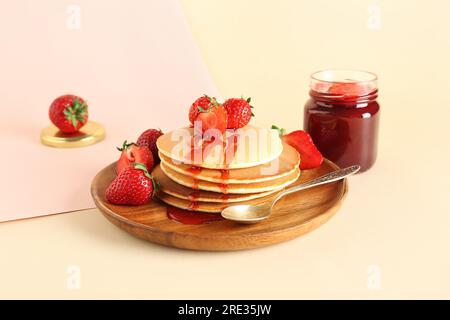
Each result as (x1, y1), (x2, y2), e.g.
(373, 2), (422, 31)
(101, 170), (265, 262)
(223, 132), (240, 166)
(187, 191), (201, 202)
(184, 131), (240, 211)
(189, 136), (200, 163)
(191, 178), (199, 190)
(220, 169), (230, 180)
(187, 165), (202, 176)
(188, 201), (199, 211)
(222, 135), (228, 163)
(220, 132), (239, 195)
(187, 191), (200, 210)
(167, 206), (223, 225)
(188, 131), (239, 167)
(219, 183), (229, 194)
(189, 136), (210, 164)
(218, 169), (230, 194)
(188, 135), (220, 165)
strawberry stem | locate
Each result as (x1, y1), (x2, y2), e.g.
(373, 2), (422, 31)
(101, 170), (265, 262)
(133, 162), (151, 178)
(242, 96), (254, 114)
(205, 95), (219, 107)
(271, 124), (286, 137)
(63, 98), (88, 128)
(116, 140), (135, 151)
(197, 106), (209, 113)
(151, 176), (159, 197)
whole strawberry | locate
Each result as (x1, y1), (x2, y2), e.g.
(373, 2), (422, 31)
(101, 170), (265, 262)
(188, 95), (219, 125)
(272, 125), (323, 170)
(49, 94), (88, 133)
(106, 163), (156, 206)
(116, 140), (154, 174)
(136, 129), (163, 164)
(223, 97), (254, 129)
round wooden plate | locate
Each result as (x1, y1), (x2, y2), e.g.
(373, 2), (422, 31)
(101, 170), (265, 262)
(91, 159), (348, 251)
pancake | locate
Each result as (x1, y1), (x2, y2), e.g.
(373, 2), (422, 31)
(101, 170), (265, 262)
(156, 125), (283, 169)
(160, 161), (300, 194)
(157, 190), (279, 213)
(159, 142), (300, 184)
(152, 165), (281, 203)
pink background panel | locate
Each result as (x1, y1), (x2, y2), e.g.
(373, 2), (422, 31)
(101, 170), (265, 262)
(0, 0), (218, 222)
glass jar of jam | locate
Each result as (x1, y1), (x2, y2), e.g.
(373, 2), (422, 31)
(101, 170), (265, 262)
(304, 70), (380, 172)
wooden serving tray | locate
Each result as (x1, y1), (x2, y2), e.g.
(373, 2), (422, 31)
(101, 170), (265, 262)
(91, 159), (348, 251)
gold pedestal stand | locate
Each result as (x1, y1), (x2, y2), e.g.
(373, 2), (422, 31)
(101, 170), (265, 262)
(40, 121), (105, 148)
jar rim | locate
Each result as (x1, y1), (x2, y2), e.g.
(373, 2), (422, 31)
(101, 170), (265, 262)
(311, 69), (378, 84)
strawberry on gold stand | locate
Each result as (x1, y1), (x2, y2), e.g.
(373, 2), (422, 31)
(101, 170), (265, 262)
(40, 94), (105, 148)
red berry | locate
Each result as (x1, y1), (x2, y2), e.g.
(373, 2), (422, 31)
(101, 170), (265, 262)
(49, 94), (88, 133)
(106, 163), (156, 206)
(194, 104), (228, 135)
(136, 129), (163, 164)
(272, 125), (323, 170)
(223, 97), (254, 129)
(116, 140), (154, 174)
(188, 95), (219, 124)
(328, 83), (368, 97)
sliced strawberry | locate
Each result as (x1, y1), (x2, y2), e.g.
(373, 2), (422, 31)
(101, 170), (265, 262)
(327, 82), (372, 97)
(116, 140), (154, 174)
(272, 125), (323, 170)
(188, 95), (219, 124)
(194, 104), (227, 135)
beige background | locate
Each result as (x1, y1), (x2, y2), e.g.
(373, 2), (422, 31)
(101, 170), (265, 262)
(1, 0), (450, 299)
(0, 0), (218, 221)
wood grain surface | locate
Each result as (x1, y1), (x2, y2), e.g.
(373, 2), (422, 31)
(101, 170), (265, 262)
(91, 159), (348, 251)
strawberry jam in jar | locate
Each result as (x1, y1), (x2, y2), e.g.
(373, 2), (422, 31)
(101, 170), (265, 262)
(304, 70), (380, 172)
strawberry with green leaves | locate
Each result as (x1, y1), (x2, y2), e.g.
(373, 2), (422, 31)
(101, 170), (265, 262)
(189, 95), (227, 134)
(195, 104), (228, 134)
(223, 97), (254, 129)
(106, 163), (157, 206)
(272, 125), (323, 170)
(49, 94), (88, 133)
(188, 95), (220, 125)
(116, 140), (154, 174)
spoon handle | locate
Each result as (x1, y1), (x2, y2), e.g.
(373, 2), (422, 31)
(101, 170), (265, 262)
(272, 165), (360, 205)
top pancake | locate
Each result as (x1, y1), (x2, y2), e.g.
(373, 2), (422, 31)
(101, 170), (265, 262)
(159, 141), (300, 184)
(156, 126), (283, 169)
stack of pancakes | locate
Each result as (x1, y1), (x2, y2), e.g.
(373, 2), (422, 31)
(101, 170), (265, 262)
(153, 126), (301, 212)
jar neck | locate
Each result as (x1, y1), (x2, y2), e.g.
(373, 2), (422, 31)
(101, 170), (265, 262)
(309, 89), (378, 108)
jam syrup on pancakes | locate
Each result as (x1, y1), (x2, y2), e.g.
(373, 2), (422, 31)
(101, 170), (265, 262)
(172, 131), (240, 224)
(186, 166), (202, 176)
(167, 206), (223, 225)
(219, 131), (240, 194)
(187, 191), (201, 202)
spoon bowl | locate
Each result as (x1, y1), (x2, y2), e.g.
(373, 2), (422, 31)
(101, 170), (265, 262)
(221, 203), (272, 223)
(221, 165), (360, 223)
